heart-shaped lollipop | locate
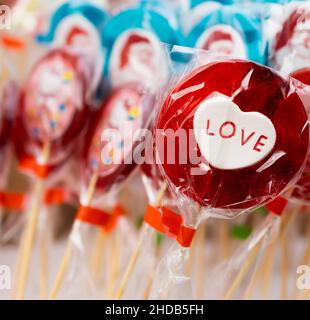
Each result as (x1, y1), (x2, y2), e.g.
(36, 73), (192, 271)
(156, 60), (309, 212)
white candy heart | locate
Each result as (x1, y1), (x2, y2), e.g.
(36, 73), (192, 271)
(193, 96), (277, 170)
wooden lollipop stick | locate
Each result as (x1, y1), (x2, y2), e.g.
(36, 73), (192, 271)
(241, 206), (299, 300)
(219, 220), (230, 261)
(49, 240), (73, 300)
(11, 225), (28, 298)
(243, 240), (271, 299)
(49, 172), (98, 300)
(260, 240), (277, 299)
(224, 241), (262, 300)
(90, 229), (107, 283)
(195, 222), (207, 299)
(115, 222), (150, 300)
(298, 288), (310, 300)
(243, 261), (262, 299)
(115, 181), (168, 300)
(107, 231), (121, 298)
(39, 219), (49, 299)
(280, 230), (289, 300)
(15, 141), (50, 300)
(143, 238), (162, 299)
(279, 206), (299, 300)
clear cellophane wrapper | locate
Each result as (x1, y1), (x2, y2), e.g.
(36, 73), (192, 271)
(0, 79), (20, 242)
(0, 42), (23, 244)
(266, 1), (310, 206)
(7, 37), (96, 298)
(147, 44), (310, 299)
(204, 212), (281, 299)
(116, 165), (178, 299)
(54, 72), (162, 298)
(52, 179), (140, 300)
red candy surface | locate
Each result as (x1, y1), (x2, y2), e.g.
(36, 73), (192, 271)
(13, 50), (89, 171)
(156, 60), (309, 211)
(290, 69), (310, 204)
(85, 85), (154, 192)
(0, 81), (17, 150)
(291, 68), (310, 85)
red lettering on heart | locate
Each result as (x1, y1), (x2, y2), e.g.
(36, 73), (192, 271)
(253, 135), (268, 152)
(206, 120), (215, 136)
(241, 129), (255, 146)
(219, 121), (236, 138)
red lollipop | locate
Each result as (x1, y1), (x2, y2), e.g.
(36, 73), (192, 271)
(290, 70), (310, 206)
(156, 60), (309, 215)
(272, 3), (310, 81)
(13, 49), (89, 300)
(291, 68), (310, 86)
(14, 49), (88, 175)
(0, 81), (18, 175)
(84, 85), (152, 194)
(50, 84), (154, 299)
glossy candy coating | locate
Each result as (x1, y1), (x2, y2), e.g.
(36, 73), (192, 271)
(156, 60), (309, 211)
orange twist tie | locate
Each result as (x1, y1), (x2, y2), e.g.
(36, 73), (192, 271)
(103, 205), (125, 233)
(144, 205), (196, 247)
(0, 191), (26, 211)
(19, 156), (50, 179)
(75, 205), (125, 230)
(44, 188), (76, 205)
(0, 188), (77, 211)
(1, 35), (25, 50)
(76, 206), (110, 227)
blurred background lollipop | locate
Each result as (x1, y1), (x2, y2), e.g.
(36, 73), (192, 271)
(185, 1), (266, 64)
(103, 0), (184, 90)
(103, 1), (187, 299)
(36, 0), (108, 105)
(49, 81), (156, 299)
(12, 48), (90, 300)
(270, 1), (310, 82)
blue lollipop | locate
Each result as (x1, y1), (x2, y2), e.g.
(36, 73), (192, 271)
(102, 2), (184, 88)
(186, 3), (267, 64)
(36, 1), (108, 97)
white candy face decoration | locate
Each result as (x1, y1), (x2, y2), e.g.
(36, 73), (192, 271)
(193, 96), (277, 170)
(55, 14), (100, 56)
(110, 29), (168, 89)
(196, 24), (247, 59)
(24, 53), (83, 141)
(291, 19), (310, 59)
(54, 14), (104, 94)
(88, 87), (143, 176)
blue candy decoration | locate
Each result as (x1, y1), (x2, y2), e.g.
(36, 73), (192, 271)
(37, 1), (107, 44)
